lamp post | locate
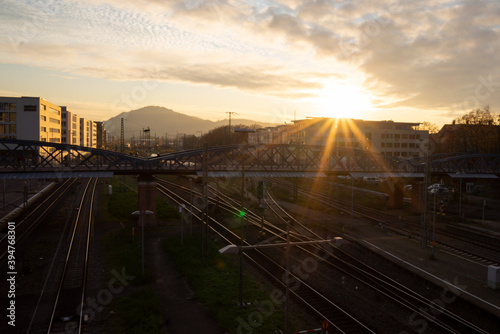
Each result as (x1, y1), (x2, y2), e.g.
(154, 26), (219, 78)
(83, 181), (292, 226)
(432, 189), (437, 256)
(132, 210), (154, 278)
(219, 235), (335, 333)
(234, 128), (256, 306)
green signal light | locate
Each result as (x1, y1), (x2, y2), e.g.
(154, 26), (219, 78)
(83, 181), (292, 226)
(239, 211), (245, 217)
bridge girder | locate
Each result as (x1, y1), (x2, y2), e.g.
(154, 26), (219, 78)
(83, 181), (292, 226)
(0, 140), (499, 176)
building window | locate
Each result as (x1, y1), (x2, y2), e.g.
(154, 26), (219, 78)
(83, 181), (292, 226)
(62, 121), (66, 126)
(41, 115), (46, 121)
(402, 134), (408, 139)
(41, 127), (47, 132)
(409, 134), (415, 139)
(62, 113), (66, 118)
(49, 117), (60, 124)
(62, 138), (66, 143)
(401, 152), (408, 157)
(394, 143), (400, 148)
(409, 143), (415, 148)
(394, 152), (401, 156)
(381, 143), (385, 147)
(381, 133), (386, 139)
(394, 134), (400, 139)
(24, 105), (37, 112)
(401, 143), (408, 148)
(386, 142), (393, 148)
(49, 107), (60, 115)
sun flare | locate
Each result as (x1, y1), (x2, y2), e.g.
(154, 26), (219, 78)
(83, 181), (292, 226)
(314, 83), (373, 119)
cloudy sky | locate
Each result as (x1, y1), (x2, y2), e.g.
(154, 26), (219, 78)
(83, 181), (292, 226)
(0, 0), (499, 126)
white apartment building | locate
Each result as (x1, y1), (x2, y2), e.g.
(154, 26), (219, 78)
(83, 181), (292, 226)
(0, 96), (61, 142)
(61, 106), (81, 145)
(250, 118), (429, 158)
(90, 120), (97, 148)
(0, 96), (101, 149)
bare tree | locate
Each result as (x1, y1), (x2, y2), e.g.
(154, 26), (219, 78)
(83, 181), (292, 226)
(415, 121), (439, 134)
(449, 106), (500, 153)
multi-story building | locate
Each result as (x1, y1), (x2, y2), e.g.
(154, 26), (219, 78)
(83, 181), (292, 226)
(90, 120), (97, 148)
(0, 96), (103, 149)
(0, 96), (61, 142)
(250, 118), (429, 158)
(61, 106), (81, 145)
(80, 118), (92, 147)
(95, 121), (105, 148)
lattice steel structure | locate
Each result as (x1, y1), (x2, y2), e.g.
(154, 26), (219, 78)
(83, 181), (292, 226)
(0, 140), (499, 176)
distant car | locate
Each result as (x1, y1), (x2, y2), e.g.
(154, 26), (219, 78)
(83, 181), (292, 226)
(428, 183), (443, 191)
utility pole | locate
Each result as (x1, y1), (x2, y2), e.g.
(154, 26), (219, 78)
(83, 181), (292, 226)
(120, 118), (125, 152)
(226, 112), (237, 144)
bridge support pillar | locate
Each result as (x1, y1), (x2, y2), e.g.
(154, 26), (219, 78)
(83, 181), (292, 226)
(385, 178), (404, 209)
(138, 174), (156, 226)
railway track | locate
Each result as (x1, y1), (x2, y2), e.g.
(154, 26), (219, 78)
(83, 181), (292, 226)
(0, 179), (76, 261)
(156, 178), (375, 333)
(157, 177), (497, 333)
(27, 178), (97, 334)
(270, 178), (500, 266)
(265, 194), (492, 334)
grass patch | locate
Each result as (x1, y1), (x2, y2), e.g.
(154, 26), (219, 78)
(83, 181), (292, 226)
(99, 179), (164, 333)
(102, 227), (153, 285)
(162, 235), (290, 333)
(110, 286), (164, 334)
(156, 197), (181, 221)
(107, 190), (138, 221)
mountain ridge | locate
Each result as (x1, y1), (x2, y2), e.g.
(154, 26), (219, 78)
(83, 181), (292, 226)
(103, 106), (277, 139)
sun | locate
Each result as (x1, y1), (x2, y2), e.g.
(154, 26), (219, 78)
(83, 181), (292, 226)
(314, 83), (373, 119)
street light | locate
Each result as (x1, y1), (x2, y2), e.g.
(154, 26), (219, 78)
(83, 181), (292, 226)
(220, 228), (336, 334)
(132, 210), (154, 278)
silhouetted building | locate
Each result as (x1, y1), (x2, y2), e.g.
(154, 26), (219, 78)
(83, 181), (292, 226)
(250, 118), (429, 158)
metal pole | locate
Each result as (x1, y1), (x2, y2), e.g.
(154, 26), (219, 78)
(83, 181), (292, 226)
(181, 207), (184, 245)
(190, 179), (193, 236)
(285, 219), (290, 334)
(482, 200), (486, 223)
(351, 177), (354, 229)
(459, 177), (462, 218)
(239, 150), (245, 307)
(141, 212), (145, 278)
(239, 226), (243, 307)
(432, 191), (436, 256)
(204, 144), (209, 257)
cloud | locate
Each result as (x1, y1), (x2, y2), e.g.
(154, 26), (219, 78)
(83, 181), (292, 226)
(0, 0), (499, 119)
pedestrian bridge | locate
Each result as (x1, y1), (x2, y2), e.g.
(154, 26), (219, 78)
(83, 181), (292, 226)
(0, 140), (499, 179)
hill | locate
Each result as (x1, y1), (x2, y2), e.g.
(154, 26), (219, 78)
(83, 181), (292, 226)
(103, 106), (275, 139)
